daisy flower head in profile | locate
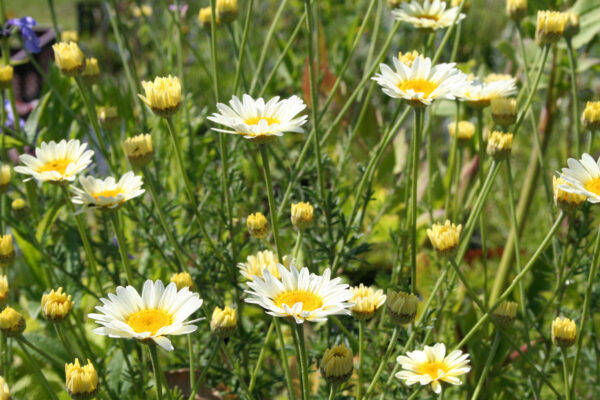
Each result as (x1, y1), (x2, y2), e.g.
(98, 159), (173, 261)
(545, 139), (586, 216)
(396, 343), (470, 394)
(458, 76), (518, 108)
(244, 264), (353, 323)
(14, 139), (94, 184)
(89, 280), (203, 351)
(392, 0), (466, 31)
(558, 153), (600, 203)
(71, 171), (145, 211)
(207, 94), (308, 143)
(373, 55), (467, 107)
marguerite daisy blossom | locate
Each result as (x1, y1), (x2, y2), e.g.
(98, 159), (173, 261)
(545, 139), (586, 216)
(558, 153), (600, 203)
(207, 94), (307, 142)
(396, 343), (470, 394)
(15, 140), (94, 183)
(245, 264), (353, 323)
(71, 171), (145, 210)
(373, 56), (466, 107)
(392, 0), (466, 31)
(89, 280), (203, 351)
(458, 78), (518, 108)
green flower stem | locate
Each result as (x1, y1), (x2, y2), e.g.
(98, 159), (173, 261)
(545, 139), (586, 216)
(293, 323), (310, 400)
(304, 0), (334, 251)
(233, 0), (254, 93)
(330, 316), (358, 350)
(588, 130), (595, 154)
(562, 347), (571, 400)
(164, 117), (226, 265)
(141, 167), (189, 272)
(54, 323), (76, 359)
(505, 161), (533, 341)
(357, 320), (365, 400)
(566, 39), (581, 156)
(328, 384), (337, 400)
(15, 337), (59, 400)
(188, 338), (221, 400)
(410, 108), (424, 293)
(475, 109), (488, 306)
(0, 0), (22, 138)
(569, 225), (600, 398)
(471, 331), (500, 400)
(363, 326), (399, 398)
(46, 0), (60, 39)
(187, 334), (195, 394)
(292, 230), (304, 261)
(444, 104), (460, 219)
(431, 0), (467, 64)
(148, 344), (167, 400)
(109, 212), (135, 285)
(259, 144), (283, 259)
(455, 211), (565, 351)
(514, 45), (550, 134)
(220, 341), (254, 399)
(60, 185), (102, 295)
(274, 318), (296, 400)
(248, 321), (275, 393)
(249, 0), (289, 94)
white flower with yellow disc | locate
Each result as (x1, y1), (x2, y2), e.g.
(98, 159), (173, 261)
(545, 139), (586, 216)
(71, 171), (144, 210)
(392, 0), (466, 31)
(558, 153), (600, 203)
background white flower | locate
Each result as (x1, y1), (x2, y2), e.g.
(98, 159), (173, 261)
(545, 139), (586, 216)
(392, 0), (466, 31)
(71, 171), (145, 210)
(558, 153), (600, 203)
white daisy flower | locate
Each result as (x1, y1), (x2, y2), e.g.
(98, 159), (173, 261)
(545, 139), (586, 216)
(88, 280), (203, 351)
(458, 78), (518, 108)
(392, 0), (466, 31)
(558, 153), (600, 203)
(71, 171), (145, 210)
(207, 94), (308, 142)
(14, 139), (94, 183)
(373, 55), (467, 107)
(245, 264), (353, 323)
(396, 343), (471, 394)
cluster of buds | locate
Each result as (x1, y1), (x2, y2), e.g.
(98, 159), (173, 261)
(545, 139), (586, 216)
(387, 290), (418, 324)
(65, 358), (99, 400)
(487, 131), (514, 161)
(427, 220), (462, 255)
(41, 287), (74, 322)
(349, 284), (386, 320)
(553, 176), (585, 212)
(491, 97), (517, 127)
(170, 272), (193, 290)
(210, 306), (237, 337)
(247, 212), (269, 239)
(122, 134), (154, 168)
(320, 344), (353, 384)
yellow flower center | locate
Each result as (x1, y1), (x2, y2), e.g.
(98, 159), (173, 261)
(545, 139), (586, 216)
(417, 361), (449, 380)
(126, 309), (173, 335)
(397, 79), (439, 97)
(274, 290), (324, 312)
(38, 159), (73, 175)
(585, 177), (600, 196)
(244, 116), (280, 126)
(93, 188), (124, 201)
(415, 14), (440, 21)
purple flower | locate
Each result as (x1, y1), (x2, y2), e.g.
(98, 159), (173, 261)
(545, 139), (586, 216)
(168, 4), (189, 17)
(6, 17), (40, 53)
(1, 99), (25, 132)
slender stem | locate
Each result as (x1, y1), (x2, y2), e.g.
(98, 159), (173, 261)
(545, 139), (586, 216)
(55, 323), (76, 358)
(233, 0), (254, 93)
(109, 212), (134, 284)
(410, 108), (423, 293)
(357, 320), (365, 400)
(364, 327), (399, 397)
(60, 185), (102, 294)
(471, 331), (500, 400)
(475, 109), (488, 306)
(248, 321), (275, 392)
(274, 318), (296, 400)
(187, 335), (195, 394)
(431, 0), (467, 64)
(16, 338), (59, 400)
(514, 45), (550, 134)
(566, 39), (581, 156)
(294, 324), (310, 400)
(259, 145), (282, 259)
(188, 339), (220, 400)
(141, 167), (188, 271)
(569, 225), (600, 397)
(562, 347), (571, 400)
(148, 344), (165, 400)
(164, 117), (226, 265)
(292, 230), (304, 261)
(328, 384), (337, 400)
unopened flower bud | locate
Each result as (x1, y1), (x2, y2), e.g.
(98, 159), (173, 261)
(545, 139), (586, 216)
(387, 290), (418, 324)
(487, 131), (513, 160)
(210, 306), (237, 337)
(398, 50), (420, 68)
(491, 97), (517, 127)
(97, 106), (119, 130)
(0, 65), (13, 89)
(52, 42), (85, 76)
(81, 58), (100, 85)
(320, 344), (353, 384)
(122, 134), (153, 168)
(0, 165), (10, 194)
(247, 212), (269, 239)
(350, 284), (386, 320)
(0, 307), (25, 337)
(170, 272), (193, 290)
(427, 220), (461, 254)
(506, 0), (527, 21)
(582, 101), (600, 131)
(291, 202), (314, 230)
(553, 176), (585, 212)
(0, 235), (14, 267)
(563, 12), (579, 39)
(492, 301), (518, 328)
(536, 11), (566, 45)
(65, 359), (99, 400)
(11, 198), (28, 219)
(41, 287), (74, 322)
(138, 76), (182, 118)
(447, 121), (474, 142)
(552, 317), (576, 348)
(216, 0), (238, 24)
(0, 276), (8, 308)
